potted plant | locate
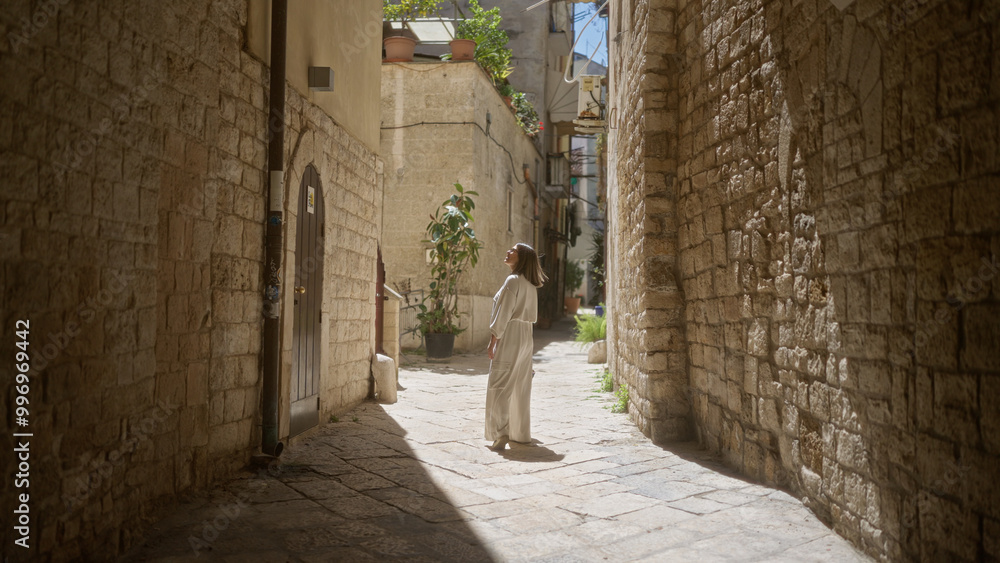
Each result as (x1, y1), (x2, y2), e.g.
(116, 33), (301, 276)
(446, 12), (477, 61)
(511, 92), (542, 137)
(564, 260), (585, 315)
(573, 310), (607, 363)
(442, 0), (513, 83)
(499, 83), (515, 108)
(383, 0), (441, 61)
(417, 182), (483, 359)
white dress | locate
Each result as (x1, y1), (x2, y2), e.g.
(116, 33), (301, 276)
(485, 274), (537, 442)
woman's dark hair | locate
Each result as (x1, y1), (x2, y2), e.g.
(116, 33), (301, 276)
(512, 243), (547, 287)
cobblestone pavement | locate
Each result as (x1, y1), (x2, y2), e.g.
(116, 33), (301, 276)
(124, 319), (870, 562)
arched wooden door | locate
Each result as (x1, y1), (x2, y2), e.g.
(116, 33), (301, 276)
(290, 165), (324, 436)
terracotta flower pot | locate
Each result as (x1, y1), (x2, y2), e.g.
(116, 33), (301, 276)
(449, 38), (476, 61)
(564, 296), (581, 315)
(383, 36), (417, 62)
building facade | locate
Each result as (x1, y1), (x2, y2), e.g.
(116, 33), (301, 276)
(403, 0), (581, 321)
(606, 0), (999, 560)
(0, 0), (384, 559)
(380, 61), (545, 352)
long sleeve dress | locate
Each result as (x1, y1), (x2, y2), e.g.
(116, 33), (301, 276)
(485, 273), (538, 443)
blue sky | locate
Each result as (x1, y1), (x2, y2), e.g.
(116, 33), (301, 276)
(573, 2), (608, 67)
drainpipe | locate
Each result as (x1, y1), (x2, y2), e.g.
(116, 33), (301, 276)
(261, 0), (287, 458)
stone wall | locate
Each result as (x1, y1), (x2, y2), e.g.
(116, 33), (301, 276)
(380, 62), (542, 352)
(0, 1), (381, 560)
(278, 85), (382, 431)
(608, 0), (999, 560)
(607, 0), (691, 443)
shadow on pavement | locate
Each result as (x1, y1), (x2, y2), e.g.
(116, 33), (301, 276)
(495, 443), (565, 463)
(404, 358), (490, 376)
(652, 438), (804, 500)
(121, 403), (496, 562)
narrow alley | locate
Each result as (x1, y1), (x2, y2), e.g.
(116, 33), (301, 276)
(3, 1), (996, 560)
(123, 319), (867, 562)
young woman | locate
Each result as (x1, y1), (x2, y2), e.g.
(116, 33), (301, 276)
(485, 243), (547, 451)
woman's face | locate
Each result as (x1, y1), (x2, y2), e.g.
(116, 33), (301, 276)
(504, 246), (519, 268)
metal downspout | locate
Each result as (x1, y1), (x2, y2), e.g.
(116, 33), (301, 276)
(261, 0), (287, 457)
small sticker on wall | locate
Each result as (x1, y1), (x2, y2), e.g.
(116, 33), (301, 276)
(307, 186), (315, 214)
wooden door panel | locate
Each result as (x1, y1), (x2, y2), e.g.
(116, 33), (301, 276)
(290, 165), (323, 437)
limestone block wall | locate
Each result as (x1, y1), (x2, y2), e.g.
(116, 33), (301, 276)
(607, 0), (691, 443)
(278, 85), (381, 428)
(380, 62), (542, 352)
(0, 1), (381, 560)
(673, 1), (999, 560)
(609, 0), (999, 560)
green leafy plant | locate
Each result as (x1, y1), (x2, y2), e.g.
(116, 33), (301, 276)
(574, 312), (606, 343)
(511, 92), (541, 136)
(329, 415), (339, 423)
(599, 369), (613, 393)
(383, 0), (442, 24)
(417, 183), (483, 335)
(612, 384), (629, 413)
(451, 9), (477, 40)
(352, 416), (360, 423)
(448, 0), (513, 83)
(565, 260), (585, 297)
(499, 82), (515, 98)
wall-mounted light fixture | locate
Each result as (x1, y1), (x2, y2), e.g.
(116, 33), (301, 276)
(308, 67), (334, 91)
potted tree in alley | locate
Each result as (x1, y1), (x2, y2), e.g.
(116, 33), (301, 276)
(564, 260), (585, 315)
(417, 183), (483, 359)
(383, 0), (441, 62)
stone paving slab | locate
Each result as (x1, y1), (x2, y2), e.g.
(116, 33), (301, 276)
(122, 320), (871, 562)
